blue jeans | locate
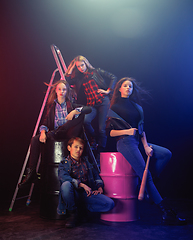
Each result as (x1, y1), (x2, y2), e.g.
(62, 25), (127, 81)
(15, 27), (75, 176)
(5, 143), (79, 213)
(117, 136), (171, 204)
(142, 143), (172, 179)
(84, 96), (110, 149)
(60, 181), (114, 212)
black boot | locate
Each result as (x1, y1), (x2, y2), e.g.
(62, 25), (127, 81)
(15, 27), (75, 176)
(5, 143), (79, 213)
(158, 199), (187, 225)
(18, 168), (39, 188)
(65, 210), (77, 228)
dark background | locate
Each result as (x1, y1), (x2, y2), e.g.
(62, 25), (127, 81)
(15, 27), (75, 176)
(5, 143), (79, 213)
(1, 0), (193, 208)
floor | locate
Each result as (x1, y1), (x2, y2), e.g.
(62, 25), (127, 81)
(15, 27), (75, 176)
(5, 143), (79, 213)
(0, 197), (192, 240)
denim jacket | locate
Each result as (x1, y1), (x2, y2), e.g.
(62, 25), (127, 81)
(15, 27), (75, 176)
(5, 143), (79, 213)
(57, 156), (103, 215)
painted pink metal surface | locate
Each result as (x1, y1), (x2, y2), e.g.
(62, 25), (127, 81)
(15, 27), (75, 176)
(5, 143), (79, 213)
(100, 152), (139, 222)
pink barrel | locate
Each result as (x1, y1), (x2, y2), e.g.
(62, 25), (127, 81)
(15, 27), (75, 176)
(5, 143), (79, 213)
(100, 152), (139, 222)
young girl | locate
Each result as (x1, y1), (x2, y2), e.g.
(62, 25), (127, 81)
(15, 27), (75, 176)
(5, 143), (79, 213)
(65, 55), (117, 158)
(106, 77), (186, 225)
(19, 80), (91, 188)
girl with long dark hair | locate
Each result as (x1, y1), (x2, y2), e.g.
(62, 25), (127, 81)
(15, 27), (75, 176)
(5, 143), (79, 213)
(65, 55), (117, 161)
(107, 77), (186, 225)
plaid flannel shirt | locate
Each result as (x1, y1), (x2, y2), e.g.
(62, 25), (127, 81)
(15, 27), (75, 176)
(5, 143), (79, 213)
(83, 72), (104, 106)
(69, 155), (88, 186)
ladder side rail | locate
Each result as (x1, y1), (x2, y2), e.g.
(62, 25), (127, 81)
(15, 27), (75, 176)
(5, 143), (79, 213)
(26, 154), (41, 206)
(53, 45), (68, 72)
(84, 130), (100, 173)
(51, 45), (66, 80)
(25, 44), (66, 206)
(9, 69), (58, 211)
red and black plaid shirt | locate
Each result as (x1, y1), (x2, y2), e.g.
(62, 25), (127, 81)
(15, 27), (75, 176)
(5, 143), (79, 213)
(83, 71), (104, 106)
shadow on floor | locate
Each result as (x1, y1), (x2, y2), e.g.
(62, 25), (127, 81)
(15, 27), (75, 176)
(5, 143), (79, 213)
(0, 198), (193, 240)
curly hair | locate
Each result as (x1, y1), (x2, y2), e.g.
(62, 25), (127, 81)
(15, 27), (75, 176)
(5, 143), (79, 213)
(110, 77), (149, 106)
(45, 80), (72, 106)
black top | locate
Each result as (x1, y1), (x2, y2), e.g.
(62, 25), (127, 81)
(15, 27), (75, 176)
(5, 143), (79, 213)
(111, 97), (141, 128)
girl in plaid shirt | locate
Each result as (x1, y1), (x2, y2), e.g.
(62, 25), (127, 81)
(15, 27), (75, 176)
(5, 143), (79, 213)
(65, 56), (117, 164)
(18, 80), (91, 188)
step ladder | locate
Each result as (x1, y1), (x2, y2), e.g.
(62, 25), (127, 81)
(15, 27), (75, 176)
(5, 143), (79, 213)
(9, 45), (99, 211)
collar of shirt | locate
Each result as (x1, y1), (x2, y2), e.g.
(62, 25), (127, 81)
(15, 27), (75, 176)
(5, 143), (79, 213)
(68, 155), (88, 184)
(68, 154), (80, 164)
(54, 99), (67, 107)
(83, 69), (94, 75)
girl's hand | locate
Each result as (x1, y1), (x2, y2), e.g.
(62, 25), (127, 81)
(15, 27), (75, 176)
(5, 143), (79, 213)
(144, 146), (153, 157)
(68, 61), (76, 74)
(126, 128), (137, 136)
(39, 131), (47, 143)
(98, 89), (110, 95)
(66, 110), (80, 121)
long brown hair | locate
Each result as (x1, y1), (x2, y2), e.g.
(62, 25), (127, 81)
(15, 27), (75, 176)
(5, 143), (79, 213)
(110, 77), (149, 106)
(45, 80), (72, 106)
(65, 55), (95, 76)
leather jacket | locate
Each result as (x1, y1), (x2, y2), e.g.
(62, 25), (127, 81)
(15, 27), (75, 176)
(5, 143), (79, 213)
(106, 104), (144, 141)
(66, 68), (117, 104)
(91, 68), (117, 91)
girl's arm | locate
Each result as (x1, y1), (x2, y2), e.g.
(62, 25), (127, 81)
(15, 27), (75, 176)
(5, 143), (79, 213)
(141, 132), (153, 156)
(66, 61), (76, 75)
(65, 106), (92, 121)
(110, 128), (137, 137)
(97, 68), (117, 91)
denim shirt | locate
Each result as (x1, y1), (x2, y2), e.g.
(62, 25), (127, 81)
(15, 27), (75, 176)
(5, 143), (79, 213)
(57, 156), (103, 215)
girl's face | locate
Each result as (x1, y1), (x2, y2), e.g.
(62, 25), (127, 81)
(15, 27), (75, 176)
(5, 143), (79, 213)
(55, 83), (67, 100)
(75, 61), (87, 73)
(119, 80), (133, 98)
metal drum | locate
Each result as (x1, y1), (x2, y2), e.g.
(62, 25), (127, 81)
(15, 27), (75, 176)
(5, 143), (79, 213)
(100, 152), (139, 222)
(40, 138), (67, 219)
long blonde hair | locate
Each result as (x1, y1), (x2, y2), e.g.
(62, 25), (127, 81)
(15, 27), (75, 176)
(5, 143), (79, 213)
(65, 55), (95, 76)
